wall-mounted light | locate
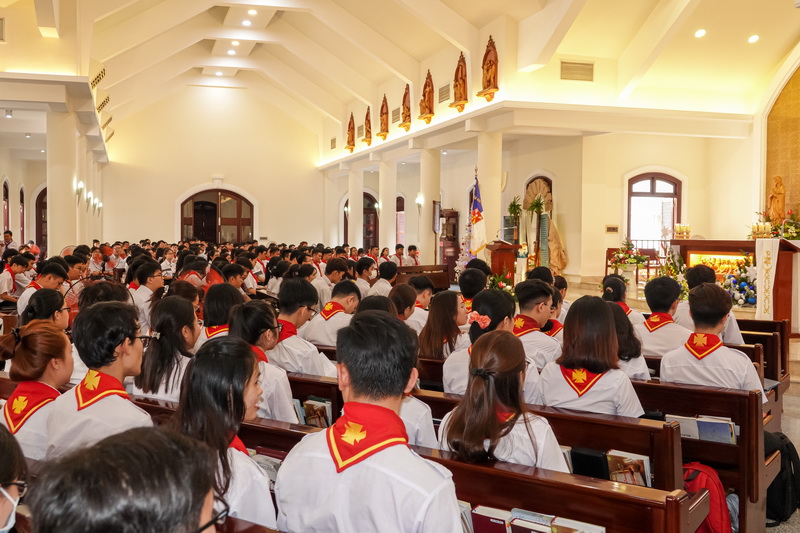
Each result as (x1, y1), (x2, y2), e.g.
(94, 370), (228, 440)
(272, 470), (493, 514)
(415, 193), (424, 213)
(344, 206), (350, 214)
(75, 181), (85, 197)
(4, 110), (12, 119)
(375, 201), (381, 214)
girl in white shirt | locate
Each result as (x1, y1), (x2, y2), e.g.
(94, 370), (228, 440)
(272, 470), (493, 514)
(602, 275), (645, 327)
(438, 330), (567, 472)
(607, 302), (650, 381)
(132, 297), (200, 403)
(171, 337), (277, 529)
(418, 290), (468, 360)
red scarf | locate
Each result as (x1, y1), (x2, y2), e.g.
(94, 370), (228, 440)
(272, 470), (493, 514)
(616, 301), (632, 315)
(560, 365), (605, 397)
(3, 381), (59, 434)
(75, 370), (130, 410)
(393, 254), (404, 266)
(644, 312), (674, 332)
(326, 402), (408, 473)
(320, 301), (345, 321)
(251, 345), (268, 364)
(229, 435), (249, 455)
(26, 280), (42, 291)
(205, 324), (229, 338)
(544, 319), (563, 337)
(410, 255), (419, 266)
(512, 314), (540, 337)
(278, 319), (297, 343)
(129, 282), (140, 290)
(685, 333), (723, 360)
(414, 301), (425, 310)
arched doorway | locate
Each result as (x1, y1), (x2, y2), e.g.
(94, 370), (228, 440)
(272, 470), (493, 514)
(35, 187), (47, 253)
(179, 189), (254, 243)
(343, 193), (379, 249)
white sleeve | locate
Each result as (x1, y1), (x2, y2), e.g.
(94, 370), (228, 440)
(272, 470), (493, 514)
(614, 374), (645, 417)
(411, 404), (438, 449)
(258, 363), (299, 424)
(414, 477), (462, 533)
(522, 365), (541, 404)
(226, 453), (277, 528)
(740, 355), (767, 404)
(312, 348), (338, 378)
(534, 419), (570, 473)
(722, 312), (745, 345)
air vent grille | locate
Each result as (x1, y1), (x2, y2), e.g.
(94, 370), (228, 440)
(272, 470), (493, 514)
(105, 130), (115, 143)
(330, 137), (336, 150)
(96, 96), (110, 113)
(0, 19), (5, 42)
(438, 84), (450, 103)
(101, 116), (112, 130)
(91, 68), (106, 89)
(560, 61), (594, 82)
(391, 107), (401, 123)
(357, 125), (364, 138)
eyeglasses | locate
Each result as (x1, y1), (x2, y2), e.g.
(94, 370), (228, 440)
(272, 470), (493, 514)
(272, 322), (283, 334)
(196, 319), (204, 327)
(195, 496), (229, 532)
(305, 306), (317, 319)
(59, 306), (71, 313)
(2, 481), (27, 498)
(136, 335), (153, 349)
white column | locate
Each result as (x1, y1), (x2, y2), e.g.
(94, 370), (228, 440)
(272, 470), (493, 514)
(76, 137), (88, 245)
(46, 111), (79, 255)
(378, 160), (397, 249)
(347, 169), (364, 248)
(477, 131), (503, 244)
(419, 149), (441, 264)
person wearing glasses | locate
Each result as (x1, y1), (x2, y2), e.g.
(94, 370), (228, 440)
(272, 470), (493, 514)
(17, 288), (70, 330)
(268, 279), (337, 377)
(298, 280), (360, 347)
(132, 297), (201, 403)
(229, 300), (298, 423)
(131, 261), (165, 334)
(0, 426), (26, 533)
(172, 337), (277, 529)
(512, 280), (562, 372)
(45, 301), (152, 458)
(28, 427), (221, 533)
(0, 321), (72, 460)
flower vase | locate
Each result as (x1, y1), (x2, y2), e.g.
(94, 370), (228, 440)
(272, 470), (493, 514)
(619, 264), (639, 299)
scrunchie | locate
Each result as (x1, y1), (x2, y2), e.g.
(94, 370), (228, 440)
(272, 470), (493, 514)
(467, 311), (491, 329)
(470, 367), (491, 380)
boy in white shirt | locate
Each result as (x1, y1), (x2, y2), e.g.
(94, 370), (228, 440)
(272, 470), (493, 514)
(17, 262), (68, 315)
(131, 262), (164, 334)
(633, 276), (692, 357)
(673, 264), (744, 344)
(0, 255), (29, 311)
(406, 275), (434, 335)
(299, 280), (361, 347)
(276, 310), (461, 532)
(512, 280), (562, 371)
(390, 244), (406, 266)
(368, 261), (396, 297)
(311, 257), (348, 308)
(354, 257), (375, 299)
(406, 245), (421, 266)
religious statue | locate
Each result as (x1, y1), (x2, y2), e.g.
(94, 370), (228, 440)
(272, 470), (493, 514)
(477, 36), (499, 102)
(362, 106), (372, 146)
(523, 178), (567, 273)
(345, 112), (355, 153)
(399, 84), (411, 132)
(377, 94), (389, 140)
(767, 175), (786, 222)
(418, 70), (435, 124)
(450, 52), (468, 112)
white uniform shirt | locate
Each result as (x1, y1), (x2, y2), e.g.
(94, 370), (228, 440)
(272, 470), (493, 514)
(354, 278), (371, 299)
(443, 347), (541, 404)
(406, 307), (429, 335)
(243, 271), (258, 293)
(15, 271), (34, 296)
(0, 384), (58, 460)
(367, 278), (392, 297)
(618, 355), (650, 381)
(160, 259), (177, 278)
(558, 300), (571, 323)
(390, 254), (405, 266)
(191, 326), (229, 354)
(438, 411), (569, 472)
(46, 385), (153, 458)
(673, 301), (745, 345)
(130, 354), (191, 403)
(226, 447), (278, 528)
(633, 320), (693, 357)
(69, 344), (89, 386)
(258, 361), (299, 423)
(0, 269), (15, 297)
(275, 430), (461, 533)
(267, 277), (282, 298)
(267, 327), (337, 377)
(516, 330), (562, 372)
(661, 340), (765, 403)
(443, 333), (470, 359)
(399, 396), (437, 448)
(298, 308), (352, 347)
(535, 362), (645, 418)
(252, 259), (268, 282)
(131, 285), (154, 333)
(16, 285), (38, 315)
(311, 275), (334, 308)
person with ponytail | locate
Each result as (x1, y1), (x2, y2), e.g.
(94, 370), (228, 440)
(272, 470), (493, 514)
(192, 283), (244, 353)
(170, 337), (276, 528)
(132, 297), (200, 402)
(534, 296), (644, 417)
(0, 320), (73, 459)
(439, 330), (567, 471)
(228, 300), (298, 423)
(443, 289), (541, 403)
(18, 289), (69, 330)
(601, 275), (645, 326)
(267, 260), (290, 297)
(607, 302), (650, 381)
(418, 291), (469, 360)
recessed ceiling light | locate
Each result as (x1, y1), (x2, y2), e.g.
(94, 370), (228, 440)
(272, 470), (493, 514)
(40, 149), (45, 153)
(748, 35), (759, 43)
(401, 162), (406, 165)
(227, 50), (236, 55)
(247, 9), (257, 15)
(215, 71), (223, 76)
(232, 41), (240, 46)
(442, 150), (448, 155)
(694, 29), (706, 38)
(4, 110), (11, 119)
(242, 20), (252, 26)
(24, 133), (31, 138)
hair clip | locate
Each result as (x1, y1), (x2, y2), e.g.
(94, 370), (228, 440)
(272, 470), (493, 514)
(470, 367), (491, 380)
(11, 327), (21, 344)
(150, 331), (161, 340)
(467, 311), (491, 329)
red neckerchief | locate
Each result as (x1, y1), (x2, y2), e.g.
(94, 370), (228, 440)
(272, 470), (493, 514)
(414, 301), (425, 310)
(257, 259), (266, 272)
(278, 319), (297, 343)
(129, 282), (140, 290)
(513, 314), (540, 337)
(249, 271), (257, 283)
(544, 319), (563, 337)
(4, 266), (16, 294)
(496, 408), (516, 423)
(251, 345), (269, 363)
(26, 280), (42, 291)
(393, 254), (404, 266)
(560, 365), (605, 397)
(644, 312), (674, 332)
(326, 402), (409, 473)
(205, 325), (229, 338)
(320, 301), (345, 320)
(3, 381), (59, 434)
(229, 435), (249, 455)
(367, 254), (377, 262)
(616, 301), (632, 315)
(464, 298), (473, 313)
(685, 333), (723, 360)
(75, 370), (130, 410)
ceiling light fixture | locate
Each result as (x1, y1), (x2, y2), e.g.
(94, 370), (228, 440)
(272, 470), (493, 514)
(24, 133), (31, 138)
(748, 35), (760, 43)
(215, 71), (223, 76)
(227, 50), (236, 55)
(442, 150), (448, 155)
(242, 20), (252, 26)
(4, 110), (11, 119)
(232, 41), (240, 46)
(694, 29), (706, 38)
(40, 149), (45, 153)
(247, 9), (257, 15)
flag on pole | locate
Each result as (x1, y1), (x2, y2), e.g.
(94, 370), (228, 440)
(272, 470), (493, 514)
(470, 172), (487, 256)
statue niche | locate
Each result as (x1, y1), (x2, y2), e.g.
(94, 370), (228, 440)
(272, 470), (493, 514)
(377, 95), (389, 140)
(345, 112), (355, 153)
(418, 70), (435, 124)
(362, 106), (372, 146)
(477, 36), (499, 102)
(399, 84), (411, 132)
(450, 52), (468, 112)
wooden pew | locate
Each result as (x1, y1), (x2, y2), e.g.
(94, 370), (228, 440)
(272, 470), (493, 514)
(737, 318), (790, 393)
(395, 264), (450, 291)
(315, 344), (337, 361)
(418, 357), (444, 391)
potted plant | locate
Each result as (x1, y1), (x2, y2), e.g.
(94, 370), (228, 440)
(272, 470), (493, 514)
(507, 196), (522, 243)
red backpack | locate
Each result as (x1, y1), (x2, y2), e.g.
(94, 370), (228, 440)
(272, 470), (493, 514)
(683, 462), (733, 533)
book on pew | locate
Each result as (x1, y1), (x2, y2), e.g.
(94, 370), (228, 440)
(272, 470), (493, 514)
(569, 448), (609, 480)
(251, 453), (283, 491)
(471, 506), (512, 533)
(458, 500), (474, 533)
(303, 396), (332, 428)
(292, 399), (306, 424)
(550, 517), (605, 532)
(509, 508), (554, 532)
(559, 446), (573, 473)
(665, 414), (700, 439)
(606, 450), (651, 487)
(509, 518), (550, 532)
(696, 416), (737, 444)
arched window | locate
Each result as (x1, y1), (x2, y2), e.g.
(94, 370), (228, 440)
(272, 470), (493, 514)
(19, 188), (24, 243)
(344, 193), (379, 249)
(35, 187), (47, 253)
(179, 189), (254, 243)
(627, 173), (681, 243)
(3, 182), (8, 232)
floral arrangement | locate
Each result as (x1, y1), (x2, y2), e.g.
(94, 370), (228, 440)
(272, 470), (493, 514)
(609, 239), (647, 269)
(488, 269), (516, 300)
(657, 246), (689, 299)
(722, 252), (757, 307)
(756, 210), (800, 239)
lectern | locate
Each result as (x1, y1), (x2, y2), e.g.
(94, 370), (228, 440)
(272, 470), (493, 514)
(486, 240), (522, 284)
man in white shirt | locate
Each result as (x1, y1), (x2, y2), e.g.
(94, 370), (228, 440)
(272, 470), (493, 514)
(389, 244), (406, 267)
(367, 261), (396, 297)
(46, 302), (152, 457)
(311, 257), (348, 309)
(299, 280), (361, 346)
(661, 283), (766, 403)
(0, 230), (18, 254)
(17, 262), (68, 315)
(130, 262), (164, 334)
(512, 280), (562, 371)
(633, 276), (692, 357)
(406, 275), (434, 334)
(354, 257), (375, 299)
(251, 245), (269, 284)
(406, 245), (421, 266)
(0, 255), (29, 311)
(268, 278), (337, 377)
(673, 264), (744, 344)
(276, 310), (461, 533)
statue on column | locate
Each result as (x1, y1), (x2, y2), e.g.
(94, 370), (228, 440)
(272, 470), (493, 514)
(767, 175), (786, 222)
(399, 84), (411, 132)
(450, 52), (468, 112)
(378, 95), (389, 140)
(345, 113), (355, 153)
(362, 106), (372, 146)
(418, 70), (435, 124)
(477, 36), (499, 102)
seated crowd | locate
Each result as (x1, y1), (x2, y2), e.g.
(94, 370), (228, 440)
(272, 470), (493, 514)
(0, 237), (763, 532)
